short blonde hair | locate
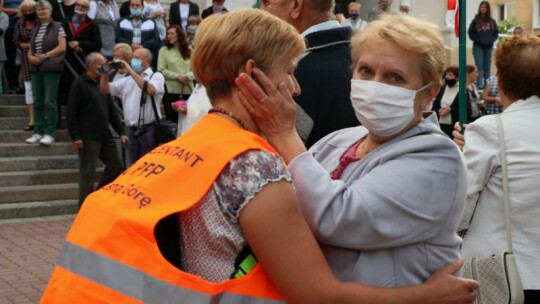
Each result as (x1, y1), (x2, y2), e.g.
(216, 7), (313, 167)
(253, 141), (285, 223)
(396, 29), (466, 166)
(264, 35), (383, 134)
(18, 0), (37, 17)
(351, 13), (446, 84)
(192, 8), (305, 100)
(113, 43), (133, 61)
(348, 2), (360, 11)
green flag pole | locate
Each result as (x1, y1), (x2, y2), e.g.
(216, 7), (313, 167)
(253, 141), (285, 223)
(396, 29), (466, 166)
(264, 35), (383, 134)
(458, 0), (467, 127)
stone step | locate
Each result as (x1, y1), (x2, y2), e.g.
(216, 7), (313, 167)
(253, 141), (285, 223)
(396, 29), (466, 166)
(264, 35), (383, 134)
(0, 155), (79, 172)
(0, 105), (67, 117)
(0, 94), (26, 106)
(0, 130), (70, 143)
(0, 199), (78, 219)
(0, 168), (103, 187)
(0, 142), (77, 157)
(0, 116), (67, 130)
(0, 183), (79, 204)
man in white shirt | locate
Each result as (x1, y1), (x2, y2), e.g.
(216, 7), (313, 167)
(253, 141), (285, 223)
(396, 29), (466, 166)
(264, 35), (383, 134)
(100, 48), (165, 166)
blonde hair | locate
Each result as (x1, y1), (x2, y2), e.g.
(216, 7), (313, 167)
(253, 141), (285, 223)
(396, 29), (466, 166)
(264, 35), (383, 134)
(18, 0), (37, 17)
(351, 13), (446, 84)
(192, 8), (305, 100)
(113, 43), (133, 61)
(348, 2), (360, 11)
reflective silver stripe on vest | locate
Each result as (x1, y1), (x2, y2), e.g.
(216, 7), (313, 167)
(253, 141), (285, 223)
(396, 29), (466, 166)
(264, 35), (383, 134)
(57, 241), (286, 304)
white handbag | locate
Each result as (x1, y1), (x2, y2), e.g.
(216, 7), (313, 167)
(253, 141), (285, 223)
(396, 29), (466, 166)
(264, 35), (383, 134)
(462, 114), (524, 304)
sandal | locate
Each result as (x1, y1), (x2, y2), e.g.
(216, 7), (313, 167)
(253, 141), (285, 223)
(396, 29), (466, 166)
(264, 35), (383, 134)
(23, 125), (34, 131)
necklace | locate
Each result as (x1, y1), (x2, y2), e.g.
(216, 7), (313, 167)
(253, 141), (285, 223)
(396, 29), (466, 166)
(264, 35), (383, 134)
(208, 107), (248, 130)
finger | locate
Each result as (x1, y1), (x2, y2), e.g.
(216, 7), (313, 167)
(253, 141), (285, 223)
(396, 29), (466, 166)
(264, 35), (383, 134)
(253, 68), (280, 97)
(238, 89), (258, 117)
(438, 259), (463, 275)
(236, 72), (267, 102)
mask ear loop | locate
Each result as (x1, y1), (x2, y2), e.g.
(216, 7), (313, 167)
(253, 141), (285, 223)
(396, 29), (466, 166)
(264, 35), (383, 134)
(417, 82), (433, 93)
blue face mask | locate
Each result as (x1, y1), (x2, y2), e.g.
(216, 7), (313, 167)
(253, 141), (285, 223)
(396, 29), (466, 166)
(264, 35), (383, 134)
(130, 8), (142, 16)
(131, 58), (143, 73)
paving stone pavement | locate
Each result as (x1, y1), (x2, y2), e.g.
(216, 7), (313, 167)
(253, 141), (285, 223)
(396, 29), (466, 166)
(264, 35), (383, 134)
(0, 215), (74, 304)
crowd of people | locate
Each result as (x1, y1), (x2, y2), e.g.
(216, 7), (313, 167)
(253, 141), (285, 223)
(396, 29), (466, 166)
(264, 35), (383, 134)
(0, 0), (537, 302)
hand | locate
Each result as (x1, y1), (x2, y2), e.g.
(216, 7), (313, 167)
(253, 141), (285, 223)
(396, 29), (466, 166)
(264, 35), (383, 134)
(114, 59), (131, 75)
(20, 42), (30, 50)
(176, 74), (189, 84)
(452, 122), (467, 151)
(439, 106), (451, 117)
(68, 41), (79, 49)
(120, 135), (129, 147)
(235, 68), (297, 141)
(73, 140), (83, 149)
(29, 56), (40, 65)
(36, 53), (47, 64)
(424, 259), (479, 304)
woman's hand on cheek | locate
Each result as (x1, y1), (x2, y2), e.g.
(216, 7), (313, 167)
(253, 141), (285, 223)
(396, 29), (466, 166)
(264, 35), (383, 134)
(235, 69), (297, 140)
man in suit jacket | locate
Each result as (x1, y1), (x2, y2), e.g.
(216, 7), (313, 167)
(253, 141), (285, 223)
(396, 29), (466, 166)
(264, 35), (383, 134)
(169, 0), (199, 29)
(201, 0), (227, 19)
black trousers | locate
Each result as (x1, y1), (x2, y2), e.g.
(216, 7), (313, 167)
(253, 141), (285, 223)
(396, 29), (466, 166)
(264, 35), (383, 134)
(525, 290), (540, 304)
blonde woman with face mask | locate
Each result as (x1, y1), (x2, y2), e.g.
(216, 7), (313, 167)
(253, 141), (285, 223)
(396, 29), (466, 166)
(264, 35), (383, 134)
(237, 13), (468, 289)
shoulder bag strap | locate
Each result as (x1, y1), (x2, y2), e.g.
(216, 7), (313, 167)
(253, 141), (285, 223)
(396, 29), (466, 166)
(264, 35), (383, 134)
(146, 73), (161, 125)
(495, 114), (513, 253)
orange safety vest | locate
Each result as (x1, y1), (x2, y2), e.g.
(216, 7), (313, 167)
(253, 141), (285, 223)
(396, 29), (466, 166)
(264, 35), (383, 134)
(41, 115), (286, 303)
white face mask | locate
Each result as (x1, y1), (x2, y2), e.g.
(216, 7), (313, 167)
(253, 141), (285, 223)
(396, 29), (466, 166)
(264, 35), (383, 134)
(350, 79), (432, 137)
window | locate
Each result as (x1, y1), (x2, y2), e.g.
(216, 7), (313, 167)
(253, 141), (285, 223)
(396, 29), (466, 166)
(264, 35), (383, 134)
(534, 0), (540, 28)
(497, 2), (516, 21)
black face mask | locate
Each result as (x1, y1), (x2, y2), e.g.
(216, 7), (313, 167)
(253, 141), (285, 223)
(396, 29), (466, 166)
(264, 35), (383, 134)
(445, 79), (457, 87)
(23, 13), (37, 20)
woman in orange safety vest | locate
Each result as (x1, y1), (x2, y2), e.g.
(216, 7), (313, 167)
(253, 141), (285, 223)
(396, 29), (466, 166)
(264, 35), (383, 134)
(41, 9), (478, 304)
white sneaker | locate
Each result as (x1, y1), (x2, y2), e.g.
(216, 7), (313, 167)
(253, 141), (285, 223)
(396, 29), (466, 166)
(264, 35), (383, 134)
(26, 134), (43, 144)
(40, 135), (55, 146)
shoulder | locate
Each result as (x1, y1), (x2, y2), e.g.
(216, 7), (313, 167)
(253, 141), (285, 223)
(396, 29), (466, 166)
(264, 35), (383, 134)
(215, 150), (291, 222)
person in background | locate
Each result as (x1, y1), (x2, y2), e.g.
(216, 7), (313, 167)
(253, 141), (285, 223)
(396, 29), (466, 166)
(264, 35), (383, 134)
(111, 42), (132, 82)
(466, 65), (482, 121)
(1, 0), (23, 94)
(25, 0), (66, 146)
(261, 0), (359, 148)
(512, 26), (524, 37)
(168, 0), (198, 30)
(432, 65), (471, 138)
(236, 13), (470, 290)
(341, 2), (367, 30)
(67, 52), (126, 208)
(13, 0), (37, 130)
(141, 0), (165, 67)
(158, 24), (193, 124)
(399, 2), (410, 14)
(333, 2), (344, 23)
(100, 47), (165, 166)
(457, 35), (540, 304)
(468, 1), (498, 89)
(0, 9), (8, 94)
(92, 0), (120, 59)
(201, 0), (227, 19)
(41, 9), (479, 303)
(185, 14), (200, 48)
(482, 74), (503, 115)
(368, 0), (393, 22)
(115, 0), (160, 54)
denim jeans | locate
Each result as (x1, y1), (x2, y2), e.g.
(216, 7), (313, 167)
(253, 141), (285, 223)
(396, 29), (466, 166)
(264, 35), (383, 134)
(472, 45), (493, 89)
(31, 71), (61, 136)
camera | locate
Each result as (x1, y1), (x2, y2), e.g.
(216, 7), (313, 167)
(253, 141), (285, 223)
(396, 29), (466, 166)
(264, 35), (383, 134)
(98, 61), (123, 74)
(133, 125), (148, 138)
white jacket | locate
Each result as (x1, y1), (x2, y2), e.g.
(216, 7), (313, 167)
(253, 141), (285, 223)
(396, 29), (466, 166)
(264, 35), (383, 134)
(459, 95), (540, 289)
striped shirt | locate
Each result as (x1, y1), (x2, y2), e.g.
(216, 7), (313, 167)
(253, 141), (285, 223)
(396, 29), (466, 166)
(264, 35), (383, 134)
(34, 23), (66, 55)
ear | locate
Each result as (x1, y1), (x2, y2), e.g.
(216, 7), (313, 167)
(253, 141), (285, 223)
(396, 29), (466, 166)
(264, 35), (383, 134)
(241, 59), (257, 77)
(289, 0), (303, 20)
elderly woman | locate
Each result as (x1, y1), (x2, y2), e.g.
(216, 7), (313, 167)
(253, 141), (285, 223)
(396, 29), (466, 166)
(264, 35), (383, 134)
(41, 9), (477, 303)
(458, 36), (540, 303)
(13, 0), (38, 131)
(237, 13), (467, 287)
(25, 0), (66, 146)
